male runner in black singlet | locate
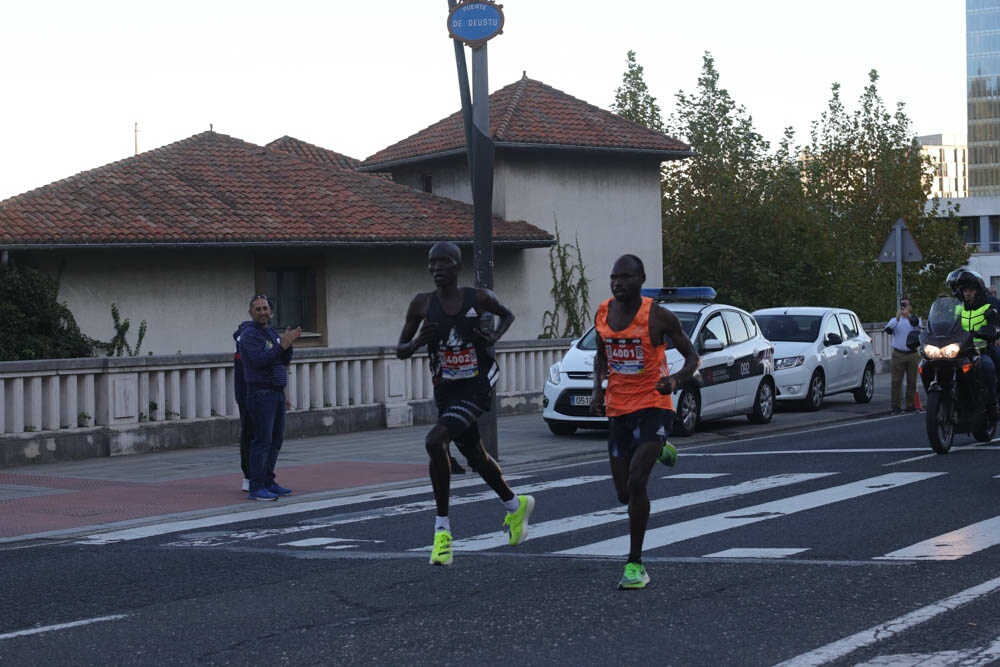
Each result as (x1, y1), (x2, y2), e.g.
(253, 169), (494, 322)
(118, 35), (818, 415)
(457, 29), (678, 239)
(396, 241), (535, 565)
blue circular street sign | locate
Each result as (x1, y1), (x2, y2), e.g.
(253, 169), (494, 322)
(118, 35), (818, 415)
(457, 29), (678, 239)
(447, 1), (504, 47)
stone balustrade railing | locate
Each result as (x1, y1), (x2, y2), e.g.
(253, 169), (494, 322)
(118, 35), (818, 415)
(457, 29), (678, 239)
(0, 339), (571, 435)
(0, 326), (892, 466)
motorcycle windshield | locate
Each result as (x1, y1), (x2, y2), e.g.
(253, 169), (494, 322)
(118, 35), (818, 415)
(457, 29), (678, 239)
(924, 296), (966, 343)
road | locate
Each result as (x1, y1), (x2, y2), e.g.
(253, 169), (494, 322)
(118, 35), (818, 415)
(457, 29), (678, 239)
(3, 410), (1000, 666)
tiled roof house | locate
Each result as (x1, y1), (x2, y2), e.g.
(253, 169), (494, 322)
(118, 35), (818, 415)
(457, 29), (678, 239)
(361, 75), (692, 339)
(0, 74), (690, 355)
(362, 74), (690, 168)
(0, 132), (551, 353)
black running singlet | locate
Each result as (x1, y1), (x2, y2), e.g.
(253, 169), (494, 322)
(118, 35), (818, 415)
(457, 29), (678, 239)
(426, 288), (498, 391)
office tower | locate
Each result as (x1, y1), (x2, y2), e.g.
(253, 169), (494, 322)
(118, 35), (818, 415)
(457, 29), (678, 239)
(968, 0), (1000, 195)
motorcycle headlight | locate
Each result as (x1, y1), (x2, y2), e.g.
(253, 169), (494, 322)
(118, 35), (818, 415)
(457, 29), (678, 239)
(774, 356), (804, 370)
(923, 343), (960, 359)
(547, 363), (562, 385)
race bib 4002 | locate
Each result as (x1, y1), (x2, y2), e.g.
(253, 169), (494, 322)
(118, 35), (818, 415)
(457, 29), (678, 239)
(606, 337), (644, 375)
(441, 345), (479, 380)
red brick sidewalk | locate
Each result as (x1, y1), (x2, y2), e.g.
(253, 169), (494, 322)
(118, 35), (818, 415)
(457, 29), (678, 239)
(0, 460), (426, 540)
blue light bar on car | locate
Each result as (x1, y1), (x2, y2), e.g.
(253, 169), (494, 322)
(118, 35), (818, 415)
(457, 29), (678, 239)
(641, 287), (716, 303)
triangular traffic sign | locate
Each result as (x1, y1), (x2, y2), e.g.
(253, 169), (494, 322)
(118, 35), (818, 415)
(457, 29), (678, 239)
(878, 219), (922, 263)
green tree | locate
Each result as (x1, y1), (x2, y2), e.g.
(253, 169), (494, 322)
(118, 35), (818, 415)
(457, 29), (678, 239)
(0, 264), (93, 361)
(611, 50), (664, 132)
(661, 53), (827, 310)
(802, 71), (968, 320)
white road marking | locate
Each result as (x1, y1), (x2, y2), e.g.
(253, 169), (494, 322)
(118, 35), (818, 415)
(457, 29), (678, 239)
(774, 575), (1000, 667)
(75, 475), (524, 545)
(424, 473), (834, 553)
(0, 614), (128, 641)
(683, 449), (927, 457)
(665, 473), (729, 478)
(877, 515), (1000, 561)
(163, 476), (610, 548)
(557, 472), (943, 557)
(703, 548), (808, 558)
(854, 635), (1000, 665)
(885, 442), (989, 466)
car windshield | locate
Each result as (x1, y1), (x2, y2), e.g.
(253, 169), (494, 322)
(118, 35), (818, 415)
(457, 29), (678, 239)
(756, 314), (822, 343)
(576, 309), (698, 350)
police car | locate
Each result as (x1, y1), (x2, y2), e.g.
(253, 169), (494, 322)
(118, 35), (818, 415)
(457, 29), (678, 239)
(542, 287), (776, 436)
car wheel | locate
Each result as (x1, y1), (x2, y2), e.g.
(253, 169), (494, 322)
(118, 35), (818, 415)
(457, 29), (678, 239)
(853, 363), (875, 404)
(546, 421), (578, 436)
(800, 370), (824, 412)
(748, 378), (775, 424)
(673, 387), (699, 436)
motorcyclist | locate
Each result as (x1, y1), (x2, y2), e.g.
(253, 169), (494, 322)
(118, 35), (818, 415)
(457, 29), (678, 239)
(947, 268), (1000, 417)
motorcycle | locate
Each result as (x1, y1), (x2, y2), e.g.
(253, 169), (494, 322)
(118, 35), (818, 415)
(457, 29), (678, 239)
(918, 296), (998, 454)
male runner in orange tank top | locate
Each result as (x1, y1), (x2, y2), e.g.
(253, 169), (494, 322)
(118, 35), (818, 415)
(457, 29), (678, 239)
(591, 254), (700, 589)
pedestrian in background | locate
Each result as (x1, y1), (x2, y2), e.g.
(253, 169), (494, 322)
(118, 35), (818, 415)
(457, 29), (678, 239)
(238, 294), (301, 501)
(233, 320), (254, 492)
(884, 297), (920, 414)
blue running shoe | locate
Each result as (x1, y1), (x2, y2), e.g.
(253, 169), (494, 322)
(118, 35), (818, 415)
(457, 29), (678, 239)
(268, 483), (293, 496)
(249, 488), (279, 501)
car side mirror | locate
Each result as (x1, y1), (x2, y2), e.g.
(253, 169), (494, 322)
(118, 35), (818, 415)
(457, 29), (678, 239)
(825, 332), (843, 346)
(702, 339), (724, 353)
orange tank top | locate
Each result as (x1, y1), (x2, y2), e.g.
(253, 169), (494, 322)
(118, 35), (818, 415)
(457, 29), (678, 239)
(595, 297), (673, 416)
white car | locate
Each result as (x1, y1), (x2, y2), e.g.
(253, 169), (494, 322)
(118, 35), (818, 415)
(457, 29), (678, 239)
(542, 288), (776, 436)
(751, 306), (875, 411)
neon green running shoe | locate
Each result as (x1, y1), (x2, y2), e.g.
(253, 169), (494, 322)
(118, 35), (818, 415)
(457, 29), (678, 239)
(618, 562), (650, 590)
(429, 530), (453, 566)
(503, 495), (535, 546)
(658, 440), (678, 467)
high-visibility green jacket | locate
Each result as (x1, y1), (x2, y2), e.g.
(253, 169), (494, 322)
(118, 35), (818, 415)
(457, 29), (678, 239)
(957, 302), (993, 348)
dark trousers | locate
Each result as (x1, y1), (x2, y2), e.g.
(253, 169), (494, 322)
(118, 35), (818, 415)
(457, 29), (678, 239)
(247, 388), (286, 493)
(890, 349), (919, 410)
(981, 349), (1000, 407)
(237, 401), (252, 478)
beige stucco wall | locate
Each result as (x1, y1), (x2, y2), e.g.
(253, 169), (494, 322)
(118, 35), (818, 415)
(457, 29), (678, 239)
(398, 151), (667, 337)
(42, 249), (254, 356)
(323, 246), (538, 346)
(33, 246), (540, 356)
(495, 153), (665, 304)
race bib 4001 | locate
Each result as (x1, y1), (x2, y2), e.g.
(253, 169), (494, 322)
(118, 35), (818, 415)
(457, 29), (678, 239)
(441, 345), (479, 380)
(606, 337), (645, 375)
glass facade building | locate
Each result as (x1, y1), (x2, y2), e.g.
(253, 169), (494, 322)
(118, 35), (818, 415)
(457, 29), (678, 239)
(968, 0), (1000, 194)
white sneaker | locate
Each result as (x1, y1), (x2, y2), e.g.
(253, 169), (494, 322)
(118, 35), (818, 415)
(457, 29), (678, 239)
(241, 478), (250, 492)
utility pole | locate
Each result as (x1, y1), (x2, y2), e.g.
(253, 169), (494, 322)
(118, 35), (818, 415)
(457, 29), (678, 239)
(446, 0), (504, 458)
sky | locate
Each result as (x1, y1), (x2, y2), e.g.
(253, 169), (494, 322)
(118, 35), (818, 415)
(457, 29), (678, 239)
(0, 1), (967, 201)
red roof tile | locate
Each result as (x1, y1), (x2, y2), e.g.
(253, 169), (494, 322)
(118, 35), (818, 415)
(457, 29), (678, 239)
(0, 132), (552, 248)
(362, 74), (692, 168)
(265, 136), (391, 180)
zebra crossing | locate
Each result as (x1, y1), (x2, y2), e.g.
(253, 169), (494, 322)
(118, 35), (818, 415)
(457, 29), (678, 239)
(78, 464), (1000, 565)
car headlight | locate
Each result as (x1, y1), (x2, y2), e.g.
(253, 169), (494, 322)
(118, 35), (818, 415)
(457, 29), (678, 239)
(774, 356), (804, 370)
(547, 363), (562, 385)
(923, 343), (960, 359)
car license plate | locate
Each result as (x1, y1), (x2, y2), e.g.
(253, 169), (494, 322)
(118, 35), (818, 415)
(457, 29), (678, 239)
(570, 395), (592, 407)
